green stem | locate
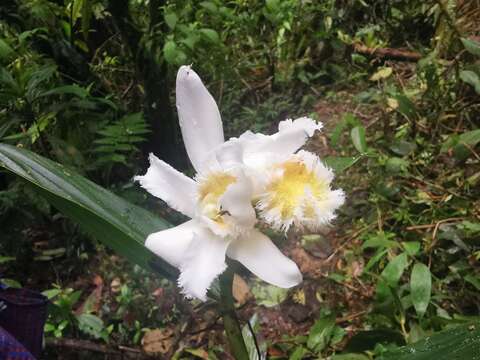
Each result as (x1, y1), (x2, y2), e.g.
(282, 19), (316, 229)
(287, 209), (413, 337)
(219, 269), (249, 360)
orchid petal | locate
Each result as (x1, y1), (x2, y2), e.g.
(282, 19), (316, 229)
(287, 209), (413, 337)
(135, 153), (196, 218)
(215, 139), (244, 170)
(178, 227), (230, 300)
(145, 220), (199, 268)
(239, 117), (322, 167)
(278, 116), (322, 137)
(176, 66), (224, 172)
(219, 171), (256, 228)
(227, 229), (302, 288)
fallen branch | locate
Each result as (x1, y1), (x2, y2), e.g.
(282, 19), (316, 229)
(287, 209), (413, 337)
(353, 43), (422, 62)
(45, 338), (150, 359)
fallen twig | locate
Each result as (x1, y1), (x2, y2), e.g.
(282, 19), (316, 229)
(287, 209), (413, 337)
(353, 43), (422, 62)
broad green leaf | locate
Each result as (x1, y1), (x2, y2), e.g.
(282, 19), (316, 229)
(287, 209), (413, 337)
(200, 2), (218, 13)
(0, 39), (14, 60)
(1, 279), (21, 288)
(385, 157), (409, 174)
(389, 140), (416, 156)
(459, 70), (480, 94)
(376, 253), (408, 302)
(0, 144), (177, 280)
(307, 313), (336, 353)
(410, 263), (431, 318)
(364, 249), (388, 272)
(164, 12), (178, 29)
(350, 126), (367, 153)
(402, 242), (421, 256)
(464, 274), (480, 291)
(441, 129), (480, 160)
(362, 232), (398, 250)
(42, 85), (89, 98)
(378, 323), (480, 360)
(324, 156), (360, 173)
(76, 313), (104, 339)
(381, 253), (409, 287)
(393, 94), (417, 119)
(163, 41), (179, 64)
(200, 28), (220, 43)
(461, 37), (480, 57)
(251, 281), (288, 307)
(289, 346), (307, 360)
(0, 256), (15, 264)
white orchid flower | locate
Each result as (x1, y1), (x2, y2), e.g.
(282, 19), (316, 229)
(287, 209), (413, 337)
(135, 66), (308, 301)
(220, 115), (345, 232)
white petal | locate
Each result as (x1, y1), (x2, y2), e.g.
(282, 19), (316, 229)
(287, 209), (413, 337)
(219, 171), (256, 228)
(145, 220), (199, 268)
(215, 139), (244, 170)
(227, 230), (302, 288)
(178, 227), (230, 301)
(176, 66), (224, 172)
(239, 117), (323, 167)
(278, 117), (322, 137)
(134, 153), (196, 218)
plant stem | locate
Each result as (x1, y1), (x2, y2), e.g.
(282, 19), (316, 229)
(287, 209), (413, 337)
(219, 269), (249, 360)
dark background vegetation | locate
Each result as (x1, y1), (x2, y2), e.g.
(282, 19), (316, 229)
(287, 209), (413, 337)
(0, 0), (479, 358)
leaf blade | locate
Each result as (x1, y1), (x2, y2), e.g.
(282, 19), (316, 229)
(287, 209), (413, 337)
(0, 143), (177, 280)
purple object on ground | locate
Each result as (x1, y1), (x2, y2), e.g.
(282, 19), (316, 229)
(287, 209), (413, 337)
(0, 288), (48, 359)
(0, 325), (36, 360)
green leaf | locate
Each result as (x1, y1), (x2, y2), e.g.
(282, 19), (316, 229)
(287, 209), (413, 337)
(324, 156), (360, 173)
(164, 12), (178, 30)
(76, 314), (104, 339)
(402, 242), (421, 256)
(0, 256), (15, 264)
(362, 232), (398, 250)
(163, 41), (179, 64)
(289, 346), (307, 360)
(464, 274), (480, 291)
(410, 263), (431, 318)
(1, 279), (22, 288)
(200, 28), (220, 43)
(389, 140), (416, 156)
(350, 126), (367, 153)
(251, 281), (288, 307)
(0, 144), (177, 280)
(459, 70), (480, 94)
(385, 157), (409, 174)
(0, 39), (14, 60)
(378, 323), (480, 360)
(307, 313), (336, 353)
(393, 94), (417, 119)
(461, 37), (480, 57)
(200, 1), (218, 13)
(381, 253), (409, 287)
(41, 85), (89, 98)
(376, 253), (408, 302)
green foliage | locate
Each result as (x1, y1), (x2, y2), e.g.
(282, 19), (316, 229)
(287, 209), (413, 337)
(94, 112), (150, 167)
(0, 144), (175, 278)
